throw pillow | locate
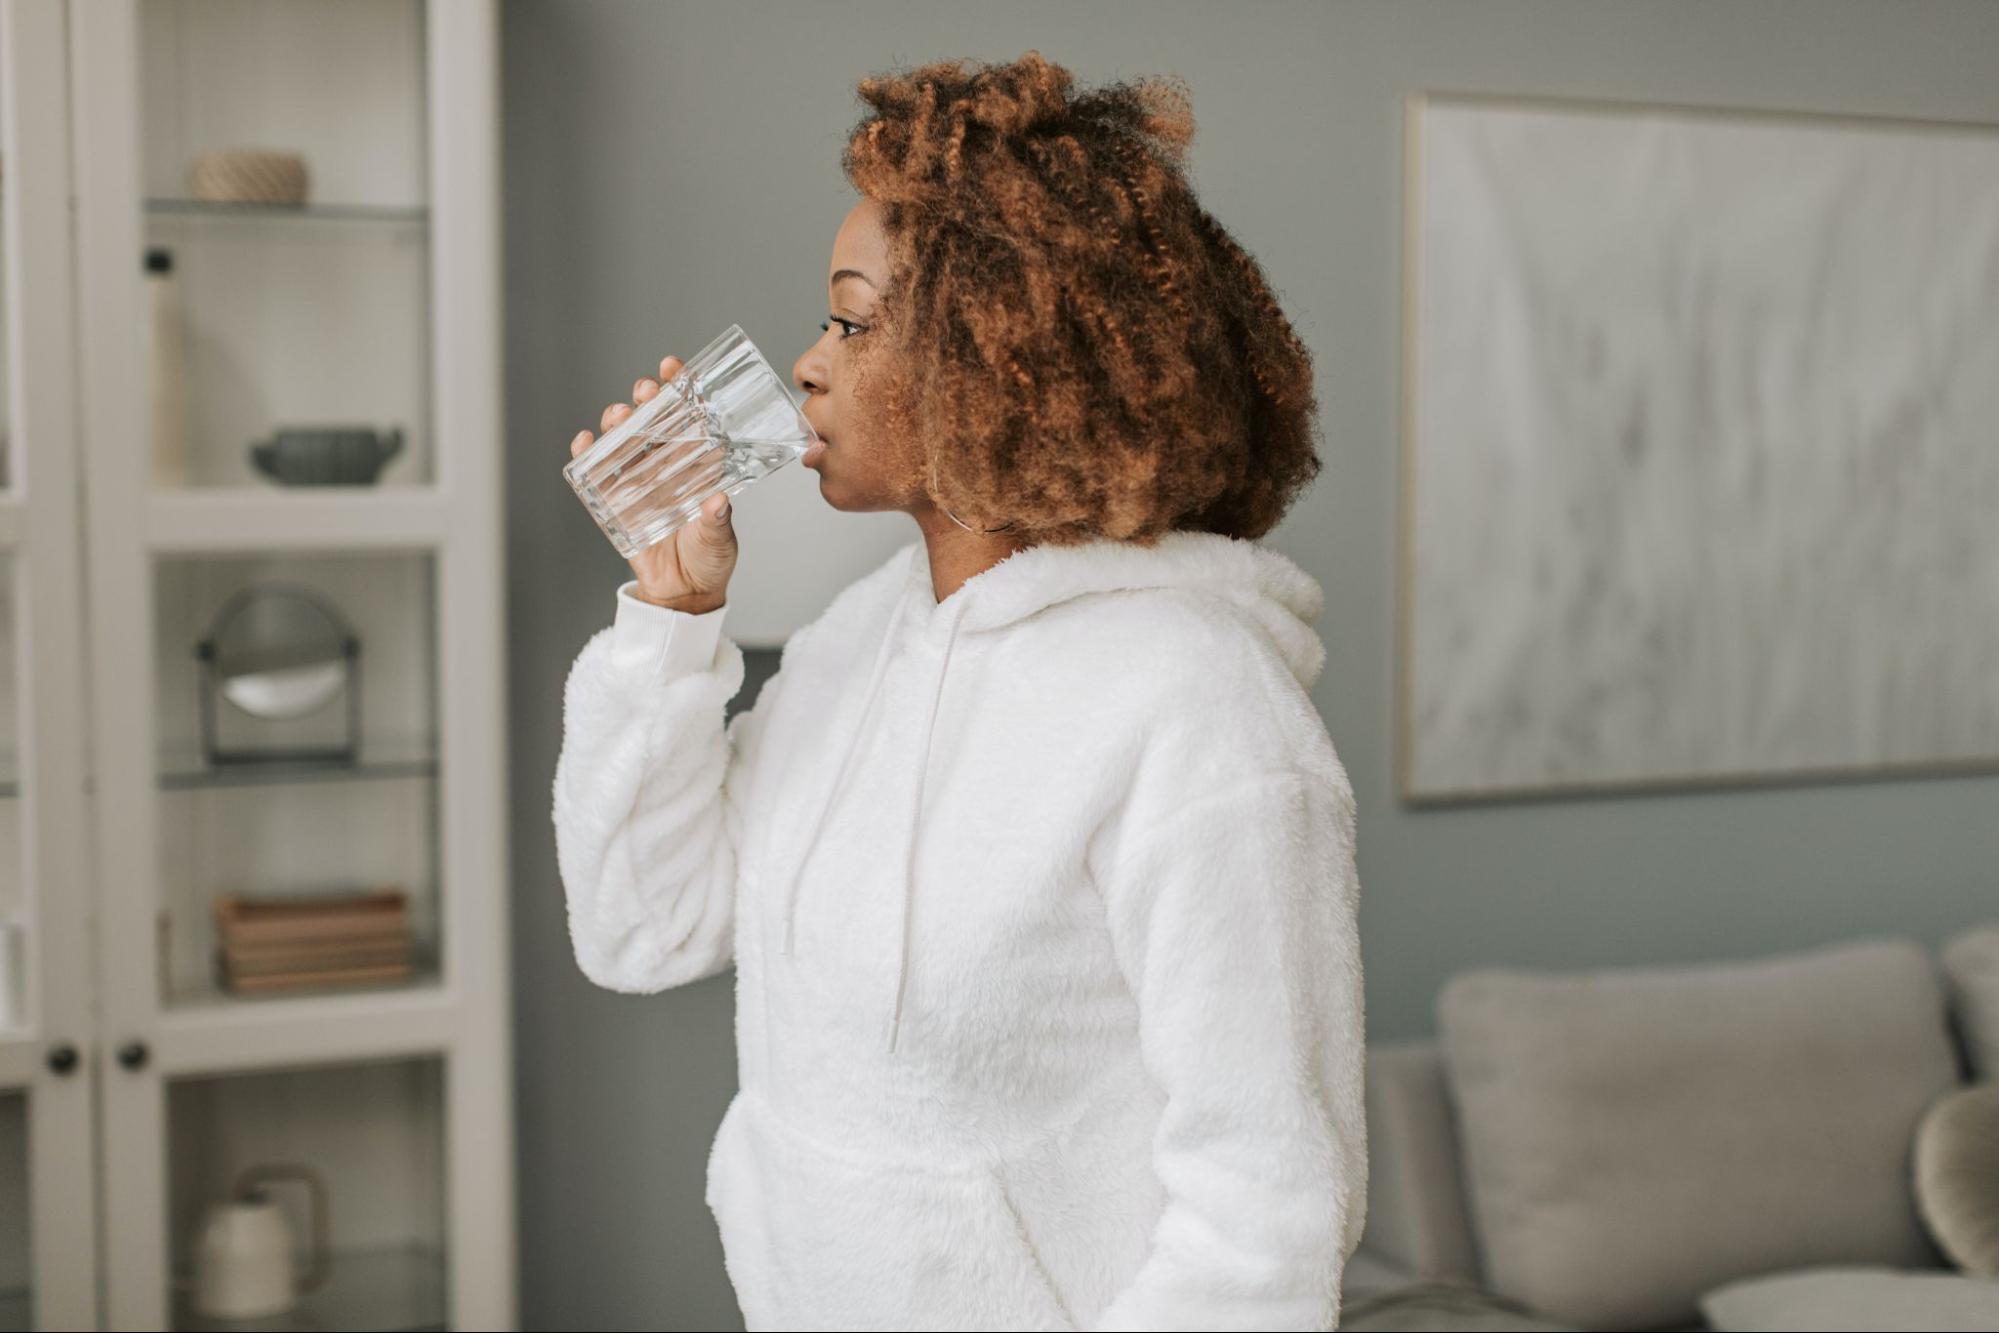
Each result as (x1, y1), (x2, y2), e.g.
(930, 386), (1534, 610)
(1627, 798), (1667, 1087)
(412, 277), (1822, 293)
(1941, 923), (1999, 1081)
(1436, 936), (1960, 1330)
(1913, 1082), (1999, 1276)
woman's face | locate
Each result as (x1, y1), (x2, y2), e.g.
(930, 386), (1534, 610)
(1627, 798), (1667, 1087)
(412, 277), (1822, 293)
(792, 197), (921, 512)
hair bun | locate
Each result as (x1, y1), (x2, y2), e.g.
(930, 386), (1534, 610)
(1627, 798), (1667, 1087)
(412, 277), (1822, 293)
(1128, 75), (1195, 165)
(849, 50), (1196, 196)
(958, 49), (1073, 136)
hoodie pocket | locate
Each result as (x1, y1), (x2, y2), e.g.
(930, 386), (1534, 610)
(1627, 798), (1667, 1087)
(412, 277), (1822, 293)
(705, 1091), (1077, 1331)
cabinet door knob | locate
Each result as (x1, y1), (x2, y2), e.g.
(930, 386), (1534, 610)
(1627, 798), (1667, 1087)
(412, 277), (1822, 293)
(45, 1043), (79, 1076)
(116, 1040), (149, 1071)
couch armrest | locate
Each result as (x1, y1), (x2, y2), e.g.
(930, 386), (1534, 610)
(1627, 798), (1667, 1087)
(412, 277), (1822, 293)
(1362, 1038), (1483, 1285)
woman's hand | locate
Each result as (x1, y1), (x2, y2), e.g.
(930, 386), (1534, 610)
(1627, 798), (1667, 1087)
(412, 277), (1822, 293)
(571, 354), (738, 614)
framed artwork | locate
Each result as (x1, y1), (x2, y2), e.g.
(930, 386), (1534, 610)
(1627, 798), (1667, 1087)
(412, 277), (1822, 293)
(1398, 91), (1999, 804)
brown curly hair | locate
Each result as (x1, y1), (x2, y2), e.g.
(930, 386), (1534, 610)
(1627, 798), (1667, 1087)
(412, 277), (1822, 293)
(840, 50), (1322, 545)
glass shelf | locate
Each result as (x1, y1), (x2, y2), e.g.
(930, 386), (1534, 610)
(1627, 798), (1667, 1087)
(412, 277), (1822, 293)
(165, 946), (440, 1013)
(0, 740), (439, 798)
(145, 198), (429, 228)
(157, 736), (438, 792)
(152, 552), (441, 1012)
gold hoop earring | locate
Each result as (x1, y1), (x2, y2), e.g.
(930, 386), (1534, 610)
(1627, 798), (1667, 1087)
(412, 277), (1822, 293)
(942, 504), (1016, 534)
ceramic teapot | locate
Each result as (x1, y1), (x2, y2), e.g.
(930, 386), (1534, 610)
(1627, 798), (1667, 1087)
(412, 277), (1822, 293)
(190, 1163), (331, 1320)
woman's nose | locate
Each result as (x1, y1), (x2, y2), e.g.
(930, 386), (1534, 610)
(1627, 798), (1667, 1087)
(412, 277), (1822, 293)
(793, 348), (821, 395)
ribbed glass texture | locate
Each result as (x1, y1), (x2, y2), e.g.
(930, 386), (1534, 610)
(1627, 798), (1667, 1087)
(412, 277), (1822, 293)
(562, 324), (819, 557)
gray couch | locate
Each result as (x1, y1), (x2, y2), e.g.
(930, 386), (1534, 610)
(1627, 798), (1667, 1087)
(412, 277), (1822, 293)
(1334, 927), (1999, 1332)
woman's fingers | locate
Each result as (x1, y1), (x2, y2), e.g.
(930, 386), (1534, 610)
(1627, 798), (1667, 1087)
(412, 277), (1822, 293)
(658, 354), (682, 382)
(600, 400), (633, 435)
(633, 376), (659, 405)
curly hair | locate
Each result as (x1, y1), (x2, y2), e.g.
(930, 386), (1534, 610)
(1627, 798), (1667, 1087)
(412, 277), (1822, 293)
(839, 50), (1322, 545)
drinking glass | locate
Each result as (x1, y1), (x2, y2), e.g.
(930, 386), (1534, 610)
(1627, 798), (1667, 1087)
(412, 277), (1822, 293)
(563, 324), (819, 557)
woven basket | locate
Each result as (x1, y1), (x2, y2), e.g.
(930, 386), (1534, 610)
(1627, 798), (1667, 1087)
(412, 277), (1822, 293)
(188, 149), (309, 205)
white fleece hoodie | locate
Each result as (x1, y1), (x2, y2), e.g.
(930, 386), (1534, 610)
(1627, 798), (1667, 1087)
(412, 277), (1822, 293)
(551, 529), (1367, 1332)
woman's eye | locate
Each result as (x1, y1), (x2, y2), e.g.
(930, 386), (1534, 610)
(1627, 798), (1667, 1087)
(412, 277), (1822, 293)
(819, 317), (863, 340)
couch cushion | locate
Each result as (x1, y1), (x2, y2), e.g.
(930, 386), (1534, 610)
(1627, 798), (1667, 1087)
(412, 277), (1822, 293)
(1340, 1279), (1586, 1332)
(1941, 923), (1999, 1081)
(1361, 1041), (1482, 1285)
(1436, 936), (1961, 1331)
(1697, 1264), (1999, 1331)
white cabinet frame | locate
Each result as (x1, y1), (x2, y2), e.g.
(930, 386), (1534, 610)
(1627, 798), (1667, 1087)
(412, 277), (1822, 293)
(64, 2), (515, 1328)
(0, 0), (103, 1326)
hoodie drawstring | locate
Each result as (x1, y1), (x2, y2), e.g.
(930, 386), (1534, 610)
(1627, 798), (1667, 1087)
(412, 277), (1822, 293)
(773, 571), (971, 1056)
(886, 593), (969, 1054)
(777, 588), (910, 960)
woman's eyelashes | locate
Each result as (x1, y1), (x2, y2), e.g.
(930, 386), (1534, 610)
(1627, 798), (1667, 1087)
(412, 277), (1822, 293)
(819, 316), (866, 340)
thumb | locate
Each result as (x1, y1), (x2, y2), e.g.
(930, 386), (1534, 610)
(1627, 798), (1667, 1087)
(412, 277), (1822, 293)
(679, 492), (734, 575)
(691, 492), (734, 548)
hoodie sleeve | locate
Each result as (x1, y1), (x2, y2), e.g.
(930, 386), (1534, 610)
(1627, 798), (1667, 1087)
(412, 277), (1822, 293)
(550, 579), (775, 993)
(1088, 765), (1368, 1332)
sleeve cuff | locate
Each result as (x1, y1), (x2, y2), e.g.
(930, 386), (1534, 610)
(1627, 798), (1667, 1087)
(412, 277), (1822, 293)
(611, 579), (727, 679)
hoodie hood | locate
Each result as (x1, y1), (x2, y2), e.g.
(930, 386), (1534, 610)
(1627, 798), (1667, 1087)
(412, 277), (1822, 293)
(911, 529), (1328, 685)
(772, 530), (1328, 1053)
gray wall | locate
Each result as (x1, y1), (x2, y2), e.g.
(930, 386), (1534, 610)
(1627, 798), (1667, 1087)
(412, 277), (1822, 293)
(501, 3), (1999, 1326)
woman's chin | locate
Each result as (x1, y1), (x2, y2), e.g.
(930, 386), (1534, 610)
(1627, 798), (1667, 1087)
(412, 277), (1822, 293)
(802, 462), (848, 505)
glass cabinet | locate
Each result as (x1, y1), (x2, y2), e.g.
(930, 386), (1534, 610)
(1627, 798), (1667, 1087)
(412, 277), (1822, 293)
(12, 1), (515, 1328)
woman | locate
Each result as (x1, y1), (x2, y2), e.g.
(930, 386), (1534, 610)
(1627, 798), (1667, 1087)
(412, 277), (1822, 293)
(552, 50), (1366, 1332)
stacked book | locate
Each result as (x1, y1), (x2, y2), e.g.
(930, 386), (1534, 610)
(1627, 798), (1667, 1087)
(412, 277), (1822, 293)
(211, 886), (414, 994)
